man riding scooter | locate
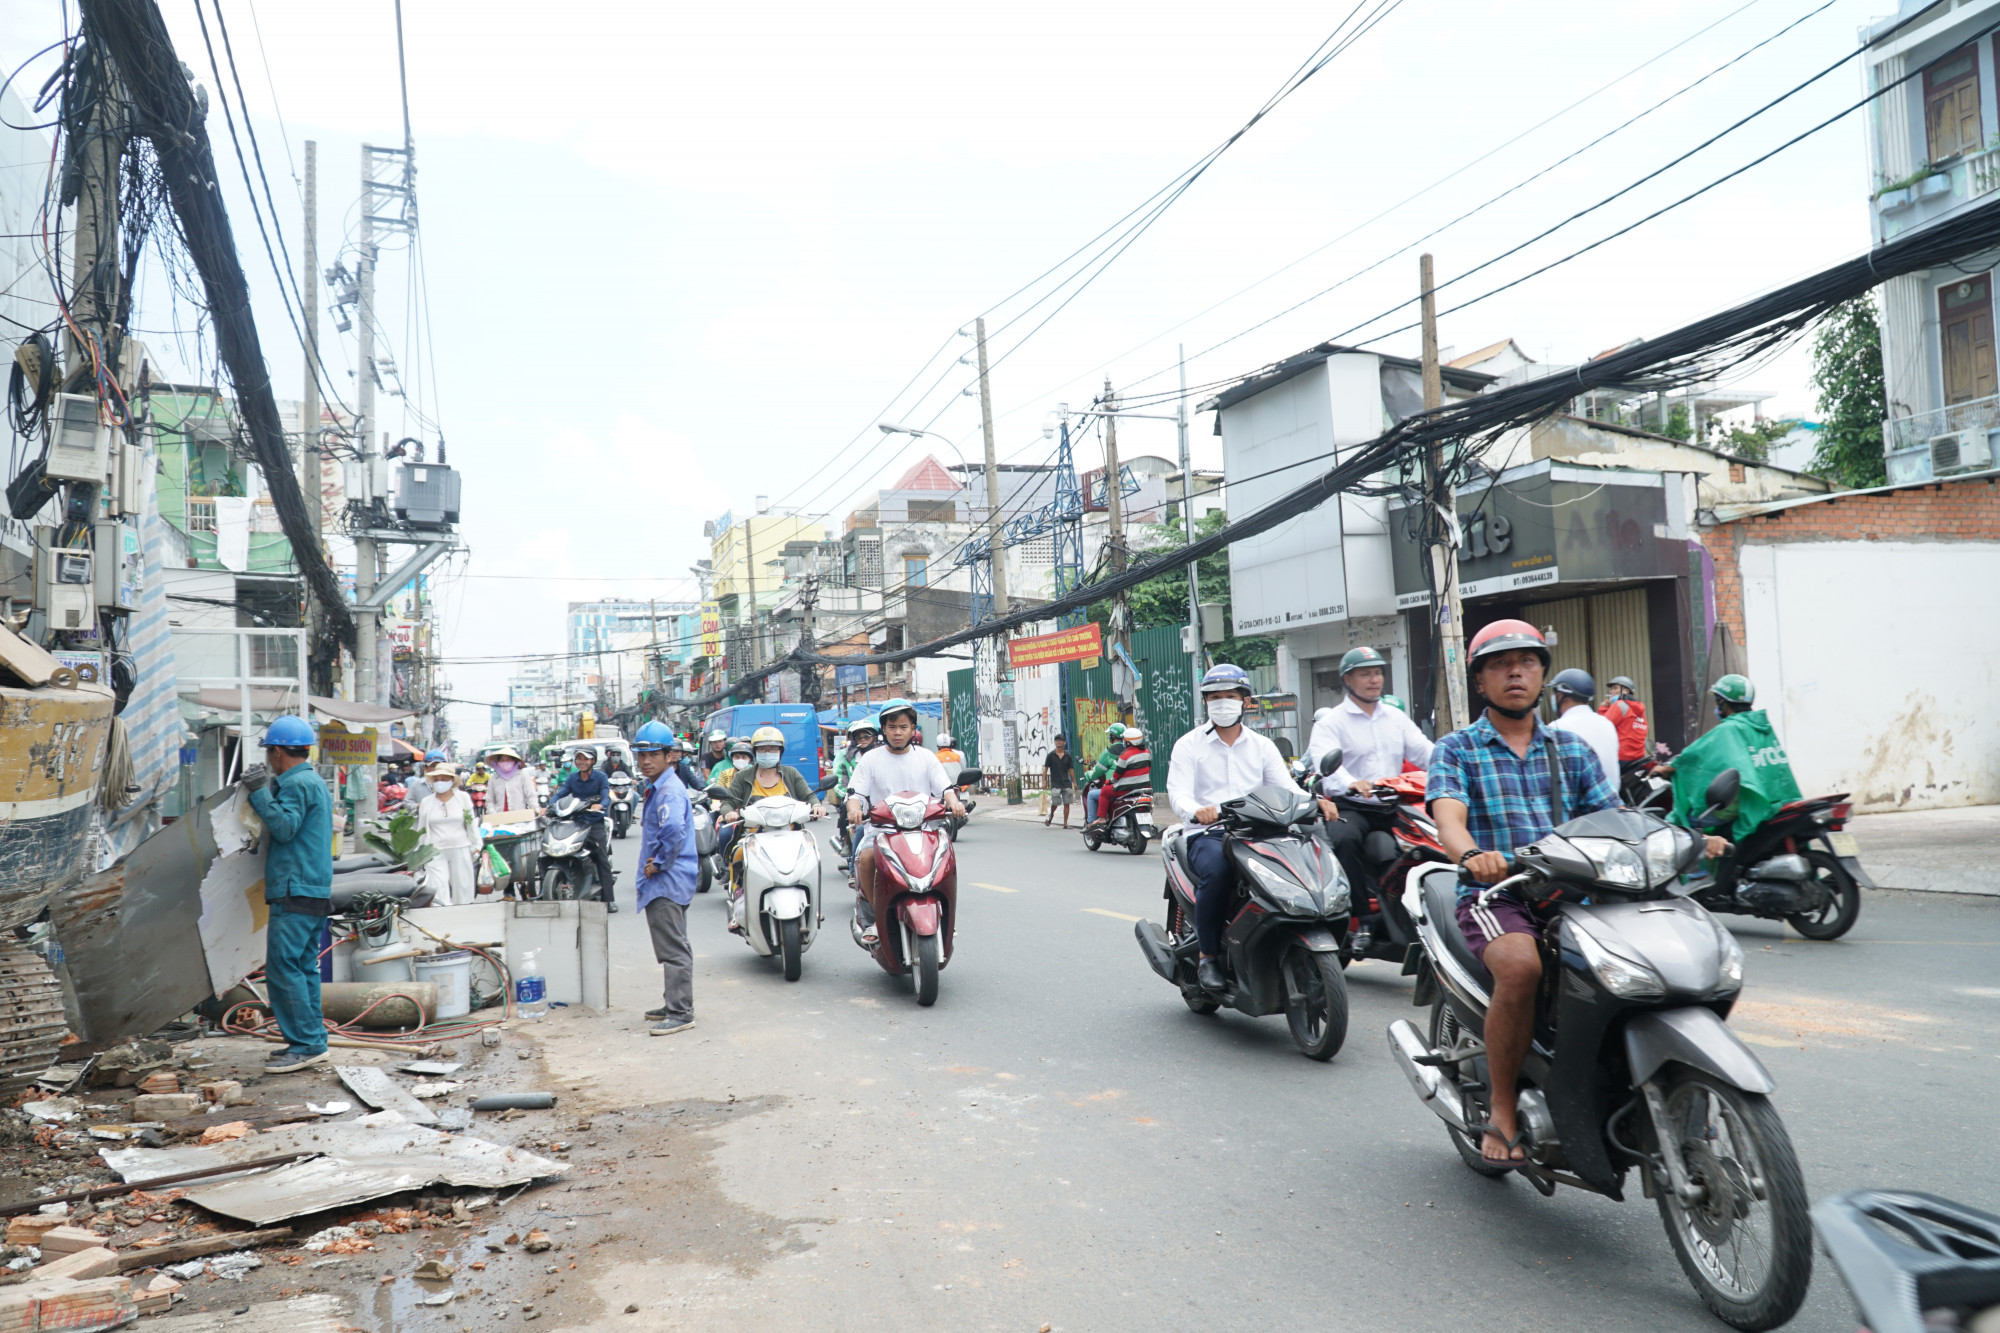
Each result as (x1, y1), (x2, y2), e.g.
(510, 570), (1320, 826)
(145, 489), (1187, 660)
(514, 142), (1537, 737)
(1081, 723), (1126, 827)
(546, 746), (618, 912)
(1301, 645), (1431, 928)
(845, 700), (962, 945)
(829, 716), (879, 868)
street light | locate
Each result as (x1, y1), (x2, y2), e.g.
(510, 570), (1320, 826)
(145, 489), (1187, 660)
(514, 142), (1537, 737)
(877, 421), (970, 474)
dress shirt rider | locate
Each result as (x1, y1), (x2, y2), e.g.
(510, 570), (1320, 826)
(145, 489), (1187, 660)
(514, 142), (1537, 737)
(1166, 722), (1294, 824)
(1306, 695), (1434, 786)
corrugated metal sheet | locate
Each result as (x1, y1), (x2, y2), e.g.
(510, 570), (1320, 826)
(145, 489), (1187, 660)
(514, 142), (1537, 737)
(1525, 596), (1591, 683)
(1589, 587), (1653, 709)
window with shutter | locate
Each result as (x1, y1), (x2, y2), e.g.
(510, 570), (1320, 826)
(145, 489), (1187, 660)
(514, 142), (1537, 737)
(1941, 276), (1997, 406)
(1925, 47), (1982, 162)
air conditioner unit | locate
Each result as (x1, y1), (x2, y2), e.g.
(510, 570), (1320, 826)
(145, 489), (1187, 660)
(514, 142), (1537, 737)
(45, 393), (112, 484)
(1930, 429), (1994, 474)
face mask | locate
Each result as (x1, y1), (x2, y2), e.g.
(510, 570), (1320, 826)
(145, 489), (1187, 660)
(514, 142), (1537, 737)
(756, 752), (780, 770)
(494, 760), (517, 775)
(431, 778), (454, 794)
(1207, 699), (1244, 727)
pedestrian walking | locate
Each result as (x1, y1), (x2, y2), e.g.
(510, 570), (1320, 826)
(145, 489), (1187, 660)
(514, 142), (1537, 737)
(633, 722), (699, 1036)
(1043, 735), (1078, 827)
(241, 715), (333, 1074)
(416, 762), (480, 905)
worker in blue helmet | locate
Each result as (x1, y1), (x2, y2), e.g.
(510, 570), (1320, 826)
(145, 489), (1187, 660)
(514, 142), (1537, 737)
(631, 721), (698, 1036)
(241, 716), (333, 1075)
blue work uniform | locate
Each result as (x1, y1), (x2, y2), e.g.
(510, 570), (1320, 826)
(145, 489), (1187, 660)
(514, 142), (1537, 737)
(637, 769), (699, 1021)
(247, 763), (334, 1057)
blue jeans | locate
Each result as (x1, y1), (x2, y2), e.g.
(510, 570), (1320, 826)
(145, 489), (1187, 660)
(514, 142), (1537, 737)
(265, 904), (328, 1055)
(1186, 828), (1236, 957)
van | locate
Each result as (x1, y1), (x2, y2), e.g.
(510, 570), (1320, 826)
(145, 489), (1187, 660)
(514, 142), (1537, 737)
(703, 704), (822, 787)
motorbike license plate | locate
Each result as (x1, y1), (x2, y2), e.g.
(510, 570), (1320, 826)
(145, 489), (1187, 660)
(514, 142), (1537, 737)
(1136, 811), (1154, 825)
(1827, 831), (1860, 858)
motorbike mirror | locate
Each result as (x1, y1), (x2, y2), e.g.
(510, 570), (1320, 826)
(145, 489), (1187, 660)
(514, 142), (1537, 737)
(705, 784), (729, 801)
(1696, 768), (1741, 830)
(956, 768), (984, 786)
(1317, 747), (1344, 777)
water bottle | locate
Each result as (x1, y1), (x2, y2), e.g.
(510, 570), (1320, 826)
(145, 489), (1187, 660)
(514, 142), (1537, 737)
(513, 949), (547, 1019)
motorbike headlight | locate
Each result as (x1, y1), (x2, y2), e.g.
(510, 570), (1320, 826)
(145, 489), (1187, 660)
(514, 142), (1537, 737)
(1241, 856), (1315, 915)
(1564, 920), (1667, 999)
(1712, 917), (1744, 993)
(1642, 828), (1685, 888)
(1568, 837), (1646, 890)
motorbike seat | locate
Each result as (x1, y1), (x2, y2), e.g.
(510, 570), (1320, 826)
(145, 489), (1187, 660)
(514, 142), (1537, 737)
(1418, 865), (1492, 994)
(1162, 824), (1194, 879)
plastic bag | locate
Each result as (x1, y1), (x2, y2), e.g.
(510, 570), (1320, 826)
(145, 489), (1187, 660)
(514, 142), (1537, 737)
(476, 850), (496, 891)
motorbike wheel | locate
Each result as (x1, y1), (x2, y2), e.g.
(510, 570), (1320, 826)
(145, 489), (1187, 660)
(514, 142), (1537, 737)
(1124, 816), (1148, 855)
(1282, 946), (1348, 1061)
(914, 933), (940, 1007)
(1082, 826), (1103, 852)
(1785, 849), (1860, 940)
(697, 859), (712, 895)
(1651, 1069), (1813, 1331)
(779, 917), (803, 983)
(540, 864), (589, 902)
(1430, 1001), (1512, 1178)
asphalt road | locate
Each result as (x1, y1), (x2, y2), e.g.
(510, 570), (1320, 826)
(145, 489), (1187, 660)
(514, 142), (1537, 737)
(523, 808), (2000, 1333)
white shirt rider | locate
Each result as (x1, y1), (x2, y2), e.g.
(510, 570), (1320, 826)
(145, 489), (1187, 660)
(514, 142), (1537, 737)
(1306, 694), (1433, 789)
(1167, 713), (1292, 823)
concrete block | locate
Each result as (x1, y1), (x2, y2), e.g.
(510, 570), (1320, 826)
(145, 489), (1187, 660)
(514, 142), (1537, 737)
(4, 1216), (61, 1246)
(505, 900), (608, 1009)
(130, 1093), (201, 1120)
(199, 1079), (248, 1106)
(28, 1274), (136, 1330)
(35, 1246), (119, 1280)
(33, 1226), (104, 1256)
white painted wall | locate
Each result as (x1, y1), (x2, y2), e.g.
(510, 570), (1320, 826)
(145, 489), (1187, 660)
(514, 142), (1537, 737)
(1221, 360), (1348, 635)
(1740, 540), (2000, 811)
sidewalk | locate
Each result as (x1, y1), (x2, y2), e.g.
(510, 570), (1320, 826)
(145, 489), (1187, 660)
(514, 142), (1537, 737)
(1850, 803), (2000, 897)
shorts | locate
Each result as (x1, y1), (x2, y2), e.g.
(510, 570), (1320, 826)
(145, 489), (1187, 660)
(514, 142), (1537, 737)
(1049, 786), (1079, 805)
(1455, 891), (1544, 958)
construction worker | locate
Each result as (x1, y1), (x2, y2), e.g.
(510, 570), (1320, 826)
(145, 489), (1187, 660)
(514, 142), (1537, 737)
(241, 716), (333, 1075)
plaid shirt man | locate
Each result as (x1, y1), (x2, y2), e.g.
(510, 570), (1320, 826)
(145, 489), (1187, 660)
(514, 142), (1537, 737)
(1427, 713), (1618, 902)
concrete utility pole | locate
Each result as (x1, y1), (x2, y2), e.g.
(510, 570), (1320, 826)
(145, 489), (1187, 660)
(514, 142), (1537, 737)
(299, 141), (324, 683)
(974, 318), (1020, 803)
(1420, 254), (1469, 735)
(354, 149), (379, 709)
(1104, 378), (1135, 724)
(1178, 344), (1201, 706)
(65, 72), (120, 376)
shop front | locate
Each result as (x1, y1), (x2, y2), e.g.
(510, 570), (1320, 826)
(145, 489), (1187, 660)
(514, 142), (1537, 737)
(1390, 460), (1700, 750)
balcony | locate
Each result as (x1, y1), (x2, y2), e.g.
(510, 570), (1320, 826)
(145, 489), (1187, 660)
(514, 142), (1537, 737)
(1883, 393), (2000, 484)
(1874, 146), (2000, 242)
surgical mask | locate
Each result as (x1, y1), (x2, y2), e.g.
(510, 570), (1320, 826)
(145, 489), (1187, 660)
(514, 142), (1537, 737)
(431, 778), (454, 794)
(494, 760), (517, 775)
(1207, 699), (1244, 727)
(756, 752), (780, 770)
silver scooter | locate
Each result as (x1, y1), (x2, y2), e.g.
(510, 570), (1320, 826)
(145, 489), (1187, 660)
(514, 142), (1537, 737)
(726, 795), (822, 982)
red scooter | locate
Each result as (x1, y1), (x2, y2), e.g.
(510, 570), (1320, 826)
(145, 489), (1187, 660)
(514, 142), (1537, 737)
(851, 791), (959, 1006)
(1330, 771), (1450, 966)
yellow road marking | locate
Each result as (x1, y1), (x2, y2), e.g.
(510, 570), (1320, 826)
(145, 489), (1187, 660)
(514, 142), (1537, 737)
(1083, 908), (1142, 922)
(971, 882), (1018, 894)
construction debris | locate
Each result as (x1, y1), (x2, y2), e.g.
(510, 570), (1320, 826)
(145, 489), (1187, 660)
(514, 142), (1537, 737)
(130, 1093), (200, 1120)
(333, 1066), (438, 1126)
(0, 1273), (136, 1332)
(198, 1080), (248, 1106)
(34, 1226), (103, 1257)
(197, 1121), (254, 1146)
(133, 1273), (178, 1314)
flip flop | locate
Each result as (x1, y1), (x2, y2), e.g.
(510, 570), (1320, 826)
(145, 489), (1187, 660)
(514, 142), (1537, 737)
(1468, 1123), (1533, 1171)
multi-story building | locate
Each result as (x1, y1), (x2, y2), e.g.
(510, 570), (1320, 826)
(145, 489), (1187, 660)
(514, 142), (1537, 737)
(1863, 0), (2000, 482)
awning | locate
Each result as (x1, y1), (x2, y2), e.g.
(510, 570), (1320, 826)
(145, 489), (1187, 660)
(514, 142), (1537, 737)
(183, 688), (418, 727)
(382, 737), (423, 759)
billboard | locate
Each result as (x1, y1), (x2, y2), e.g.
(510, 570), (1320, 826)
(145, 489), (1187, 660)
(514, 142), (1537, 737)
(1006, 622), (1102, 669)
(699, 602), (721, 658)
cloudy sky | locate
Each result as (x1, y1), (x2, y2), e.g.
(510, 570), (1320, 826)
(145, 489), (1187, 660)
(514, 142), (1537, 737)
(3, 0), (1890, 738)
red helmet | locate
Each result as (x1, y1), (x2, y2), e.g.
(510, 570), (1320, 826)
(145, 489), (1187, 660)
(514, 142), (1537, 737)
(1467, 619), (1550, 672)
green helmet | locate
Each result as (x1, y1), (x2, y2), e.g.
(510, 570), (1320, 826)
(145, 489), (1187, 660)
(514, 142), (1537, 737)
(846, 715), (878, 737)
(877, 697), (919, 727)
(1380, 693), (1407, 713)
(1338, 645), (1387, 677)
(1106, 722), (1127, 739)
(1711, 674), (1756, 706)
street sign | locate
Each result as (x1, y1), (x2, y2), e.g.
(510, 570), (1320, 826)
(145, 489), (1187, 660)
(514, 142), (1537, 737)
(318, 724), (377, 765)
(834, 662), (867, 687)
(1007, 622), (1102, 670)
(699, 602), (721, 658)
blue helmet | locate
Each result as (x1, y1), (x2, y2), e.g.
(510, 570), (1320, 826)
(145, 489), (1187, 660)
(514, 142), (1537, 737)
(425, 748), (446, 761)
(1199, 663), (1252, 695)
(262, 715), (317, 748)
(632, 719), (679, 753)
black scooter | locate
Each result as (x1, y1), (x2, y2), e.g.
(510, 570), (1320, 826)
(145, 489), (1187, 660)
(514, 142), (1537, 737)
(1388, 769), (1812, 1331)
(1682, 791), (1871, 939)
(1815, 1190), (2000, 1333)
(1133, 779), (1351, 1060)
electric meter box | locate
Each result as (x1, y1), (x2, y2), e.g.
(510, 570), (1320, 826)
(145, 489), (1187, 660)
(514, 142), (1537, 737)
(393, 462), (460, 528)
(33, 529), (94, 632)
(45, 393), (112, 484)
(93, 518), (141, 612)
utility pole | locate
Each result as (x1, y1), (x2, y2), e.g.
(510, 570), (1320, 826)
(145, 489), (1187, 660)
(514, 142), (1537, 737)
(1420, 254), (1468, 736)
(1104, 377), (1133, 724)
(353, 147), (379, 711)
(65, 65), (120, 378)
(1178, 344), (1201, 708)
(299, 140), (324, 688)
(975, 318), (1020, 804)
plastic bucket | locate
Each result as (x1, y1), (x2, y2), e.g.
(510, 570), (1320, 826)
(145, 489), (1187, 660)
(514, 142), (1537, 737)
(413, 950), (473, 1020)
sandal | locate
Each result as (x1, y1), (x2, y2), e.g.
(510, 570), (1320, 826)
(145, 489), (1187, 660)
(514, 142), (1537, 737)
(1468, 1123), (1532, 1171)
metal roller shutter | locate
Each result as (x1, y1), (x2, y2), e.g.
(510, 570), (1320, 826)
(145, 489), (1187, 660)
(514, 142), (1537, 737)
(1588, 587), (1652, 710)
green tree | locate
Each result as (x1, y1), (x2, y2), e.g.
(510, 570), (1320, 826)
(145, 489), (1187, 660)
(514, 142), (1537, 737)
(1662, 403), (1694, 442)
(1712, 417), (1796, 465)
(1808, 297), (1888, 489)
(1088, 510), (1276, 668)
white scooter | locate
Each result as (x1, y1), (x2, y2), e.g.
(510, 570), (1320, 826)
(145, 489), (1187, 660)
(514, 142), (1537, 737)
(727, 795), (822, 982)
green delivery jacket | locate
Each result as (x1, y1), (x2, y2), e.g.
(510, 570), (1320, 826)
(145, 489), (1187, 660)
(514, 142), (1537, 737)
(1669, 710), (1804, 843)
(247, 763), (334, 901)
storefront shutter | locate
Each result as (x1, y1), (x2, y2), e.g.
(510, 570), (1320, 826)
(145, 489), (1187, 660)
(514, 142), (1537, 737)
(1588, 587), (1653, 709)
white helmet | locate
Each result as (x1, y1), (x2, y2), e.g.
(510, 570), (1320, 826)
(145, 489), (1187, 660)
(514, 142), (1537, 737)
(936, 732), (953, 747)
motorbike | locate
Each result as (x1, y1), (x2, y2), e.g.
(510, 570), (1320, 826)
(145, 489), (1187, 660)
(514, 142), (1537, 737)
(691, 789), (722, 894)
(1083, 781), (1154, 855)
(1620, 757), (1674, 814)
(608, 772), (635, 839)
(536, 793), (597, 901)
(1387, 769), (1812, 1331)
(728, 795), (821, 982)
(851, 790), (959, 1007)
(1814, 1189), (2000, 1333)
(1328, 769), (1449, 966)
(1680, 791), (1872, 940)
(1133, 781), (1351, 1060)
(468, 783), (488, 817)
(944, 769), (984, 840)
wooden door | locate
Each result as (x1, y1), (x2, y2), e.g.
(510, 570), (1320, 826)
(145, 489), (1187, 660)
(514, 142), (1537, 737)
(1925, 47), (1982, 161)
(1941, 276), (1997, 406)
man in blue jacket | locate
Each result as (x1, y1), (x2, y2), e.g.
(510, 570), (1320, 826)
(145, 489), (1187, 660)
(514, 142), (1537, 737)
(241, 716), (333, 1074)
(633, 722), (698, 1037)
